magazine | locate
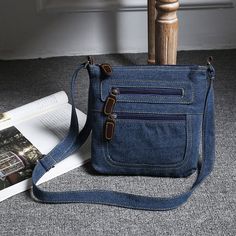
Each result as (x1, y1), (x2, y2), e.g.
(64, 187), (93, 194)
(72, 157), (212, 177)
(0, 91), (90, 202)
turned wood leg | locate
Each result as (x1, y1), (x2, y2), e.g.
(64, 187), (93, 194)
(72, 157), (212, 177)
(148, 0), (156, 64)
(155, 0), (179, 65)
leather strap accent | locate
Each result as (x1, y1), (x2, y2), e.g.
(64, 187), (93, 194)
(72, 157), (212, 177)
(104, 94), (117, 116)
(100, 64), (112, 76)
(105, 116), (115, 140)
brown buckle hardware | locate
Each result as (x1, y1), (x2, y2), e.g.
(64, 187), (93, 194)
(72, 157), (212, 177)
(100, 63), (112, 76)
(103, 87), (118, 140)
(103, 88), (119, 116)
(105, 114), (116, 140)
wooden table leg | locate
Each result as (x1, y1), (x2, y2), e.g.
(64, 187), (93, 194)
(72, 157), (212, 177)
(148, 0), (156, 64)
(155, 0), (179, 65)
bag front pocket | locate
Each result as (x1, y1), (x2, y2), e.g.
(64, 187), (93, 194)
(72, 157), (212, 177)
(104, 112), (190, 168)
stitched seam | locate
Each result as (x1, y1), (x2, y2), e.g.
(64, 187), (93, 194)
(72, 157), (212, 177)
(111, 68), (206, 72)
(92, 110), (204, 115)
(38, 188), (193, 204)
(41, 199), (188, 211)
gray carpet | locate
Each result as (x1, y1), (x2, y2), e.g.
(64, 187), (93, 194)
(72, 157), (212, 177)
(0, 50), (235, 236)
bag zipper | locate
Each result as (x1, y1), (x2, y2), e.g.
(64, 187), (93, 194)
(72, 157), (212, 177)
(114, 113), (185, 121)
(103, 87), (183, 116)
(114, 87), (183, 96)
(105, 113), (186, 141)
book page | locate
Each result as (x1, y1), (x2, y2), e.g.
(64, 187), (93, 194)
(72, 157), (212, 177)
(16, 103), (86, 153)
(15, 103), (90, 183)
(0, 102), (90, 201)
(0, 91), (68, 129)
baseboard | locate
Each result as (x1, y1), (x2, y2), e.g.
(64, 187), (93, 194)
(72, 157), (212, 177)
(1, 44), (236, 60)
(180, 0), (234, 9)
(37, 0), (234, 13)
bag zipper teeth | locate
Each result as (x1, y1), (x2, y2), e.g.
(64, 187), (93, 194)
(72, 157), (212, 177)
(114, 113), (186, 121)
(114, 87), (183, 96)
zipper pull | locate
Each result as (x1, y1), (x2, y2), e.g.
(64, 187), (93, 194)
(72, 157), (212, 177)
(104, 88), (119, 116)
(207, 56), (215, 80)
(105, 113), (117, 141)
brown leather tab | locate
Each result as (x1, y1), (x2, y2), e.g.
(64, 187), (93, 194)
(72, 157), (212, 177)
(105, 118), (115, 141)
(104, 94), (116, 116)
(100, 63), (112, 76)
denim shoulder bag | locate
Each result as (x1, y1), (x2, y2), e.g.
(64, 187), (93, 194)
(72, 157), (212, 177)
(32, 57), (215, 211)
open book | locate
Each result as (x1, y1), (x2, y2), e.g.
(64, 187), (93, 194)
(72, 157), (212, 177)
(0, 91), (90, 202)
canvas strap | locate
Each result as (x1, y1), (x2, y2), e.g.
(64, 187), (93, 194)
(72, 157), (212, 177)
(32, 63), (215, 211)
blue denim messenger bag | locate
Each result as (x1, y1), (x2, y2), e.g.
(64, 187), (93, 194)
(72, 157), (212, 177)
(32, 57), (216, 211)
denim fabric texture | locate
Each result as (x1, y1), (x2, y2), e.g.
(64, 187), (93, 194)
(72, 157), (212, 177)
(89, 64), (210, 177)
(32, 62), (215, 211)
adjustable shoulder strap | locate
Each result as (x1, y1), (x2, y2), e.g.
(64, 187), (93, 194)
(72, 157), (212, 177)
(32, 63), (215, 211)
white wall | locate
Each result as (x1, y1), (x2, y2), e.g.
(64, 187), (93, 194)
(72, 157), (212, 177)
(0, 0), (236, 60)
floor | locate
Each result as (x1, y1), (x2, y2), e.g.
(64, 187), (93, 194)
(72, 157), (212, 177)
(0, 50), (235, 236)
